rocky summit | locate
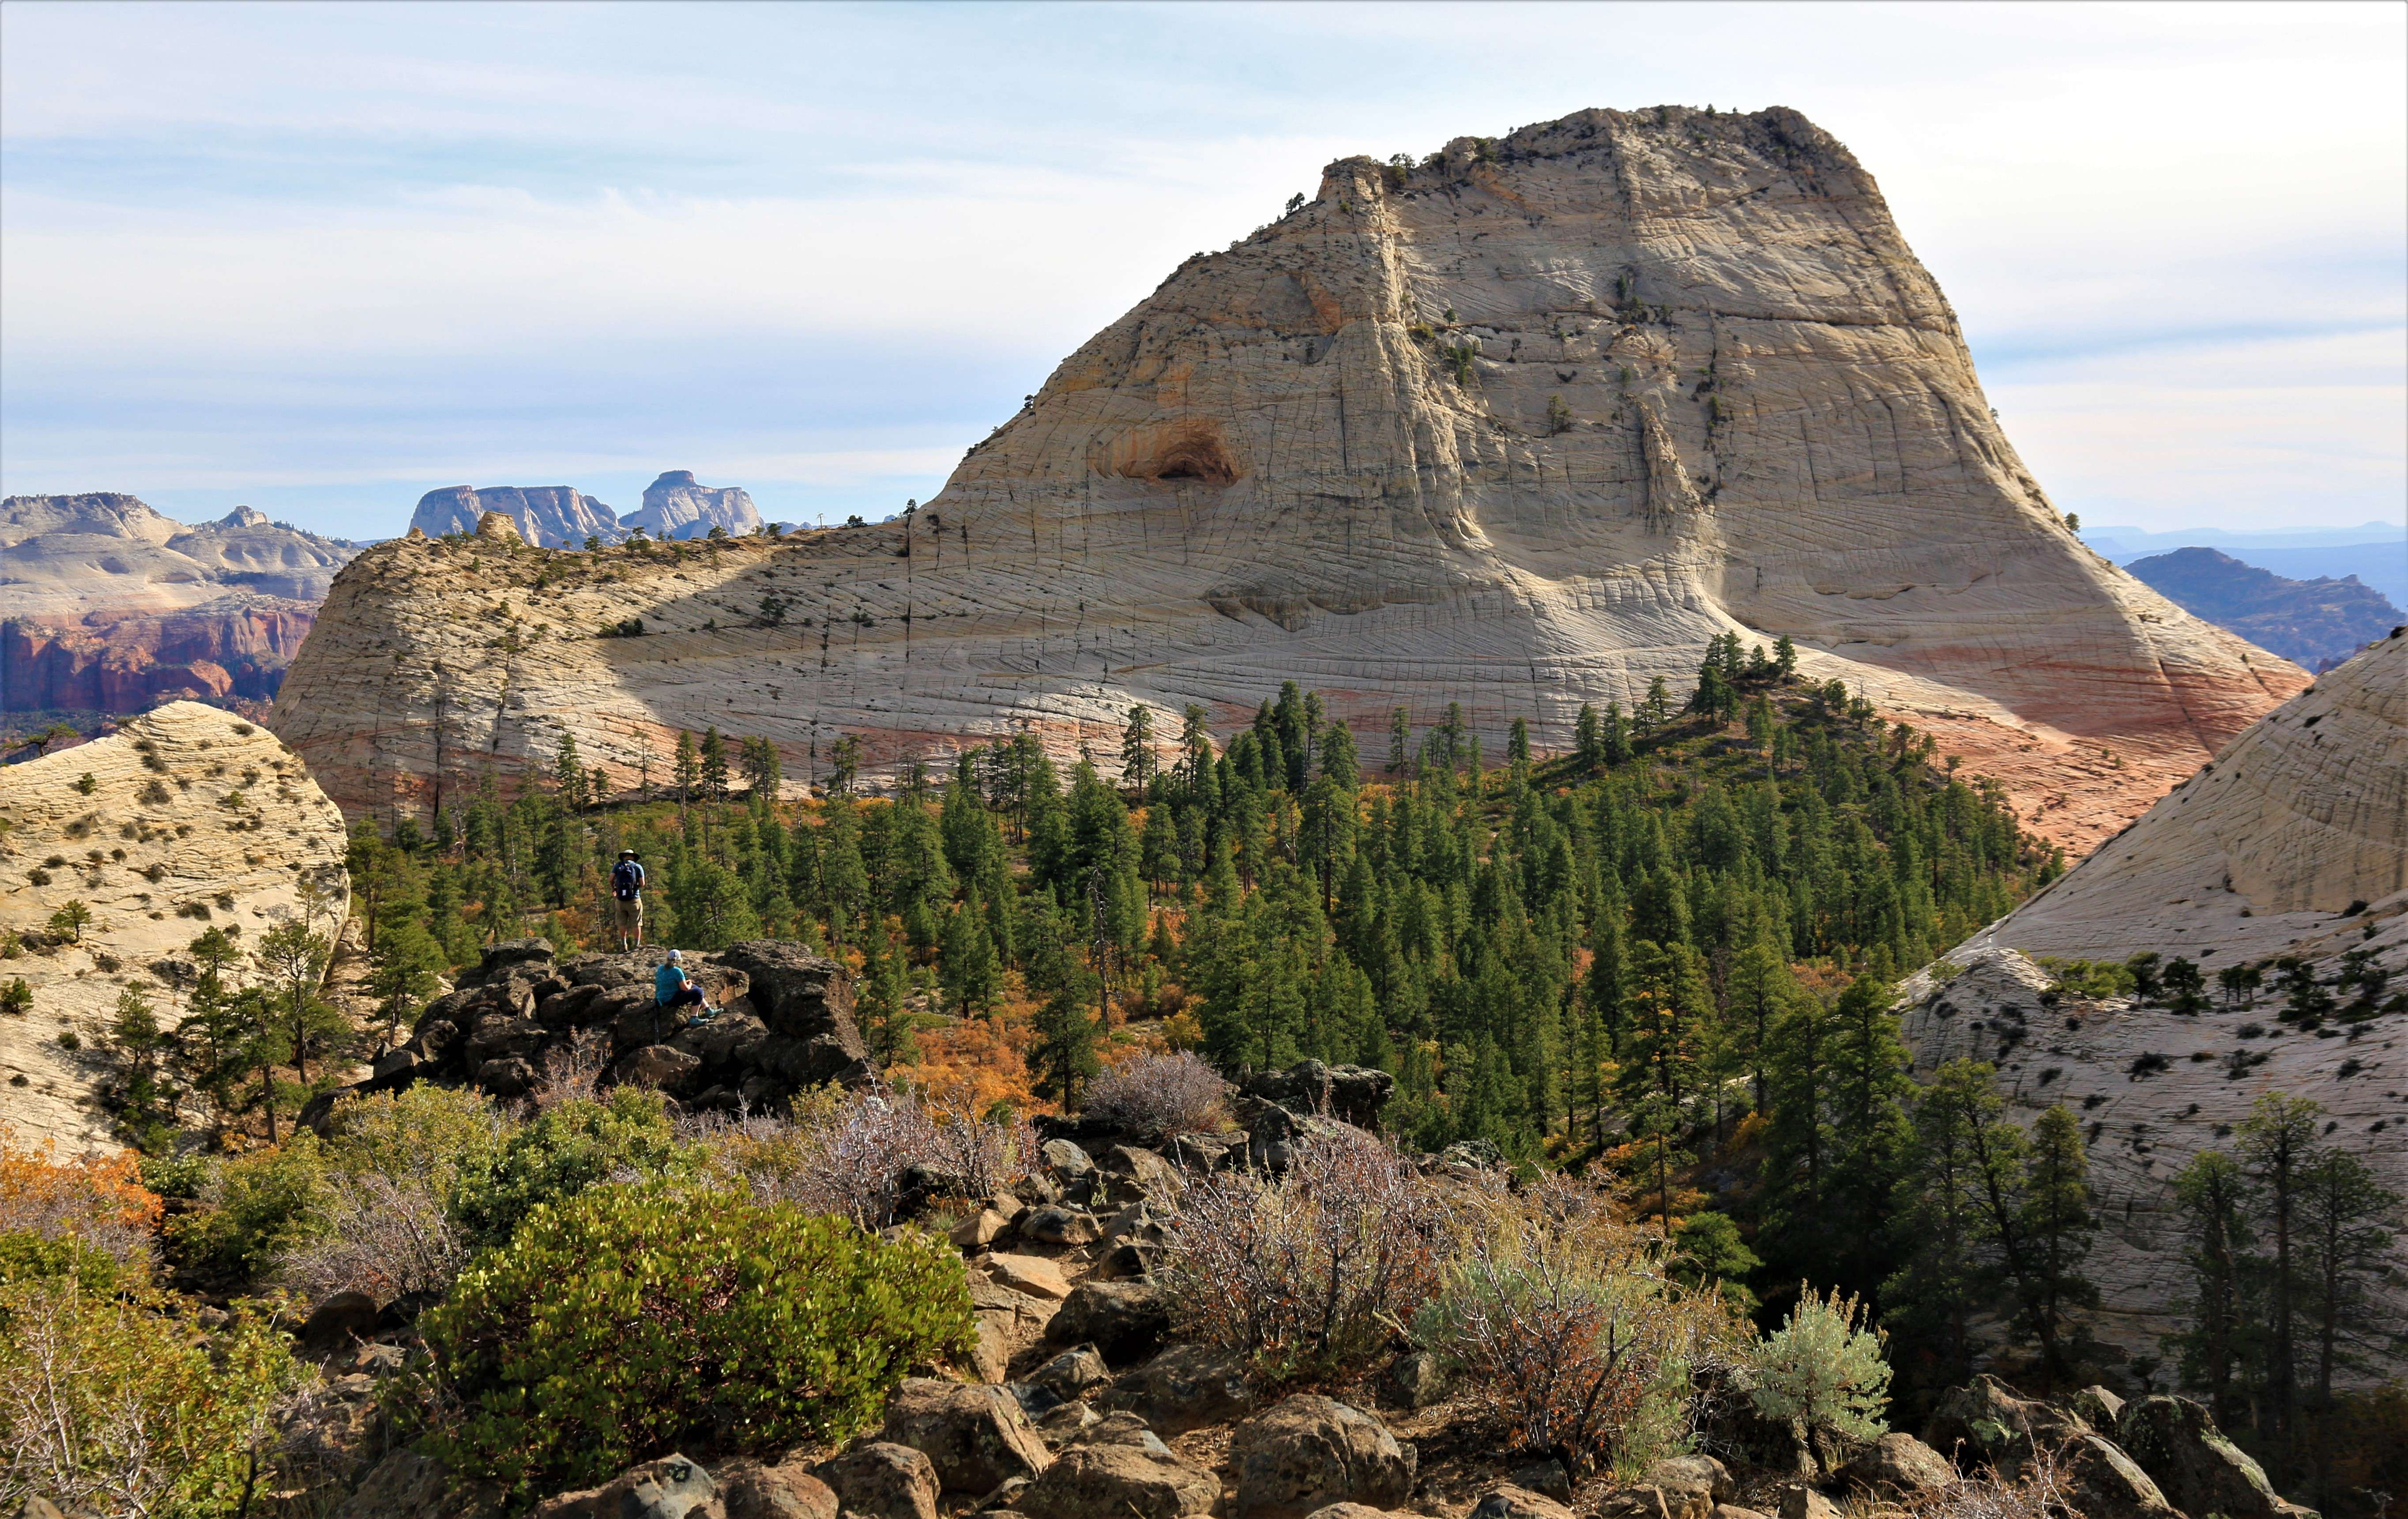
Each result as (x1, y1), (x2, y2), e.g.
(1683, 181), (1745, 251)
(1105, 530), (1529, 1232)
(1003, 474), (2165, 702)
(621, 470), (764, 541)
(0, 494), (363, 717)
(1900, 629), (2408, 1366)
(270, 107), (2302, 851)
(409, 485), (626, 550)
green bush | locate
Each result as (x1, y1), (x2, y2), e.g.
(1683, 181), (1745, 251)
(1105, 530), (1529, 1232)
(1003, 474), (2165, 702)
(0, 1228), (126, 1295)
(324, 1082), (503, 1206)
(418, 1178), (975, 1499)
(170, 1132), (334, 1279)
(450, 1086), (694, 1250)
(0, 1279), (302, 1517)
(1746, 1286), (1890, 1448)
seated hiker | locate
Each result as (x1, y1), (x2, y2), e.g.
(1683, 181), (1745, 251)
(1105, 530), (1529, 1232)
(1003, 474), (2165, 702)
(653, 949), (719, 1025)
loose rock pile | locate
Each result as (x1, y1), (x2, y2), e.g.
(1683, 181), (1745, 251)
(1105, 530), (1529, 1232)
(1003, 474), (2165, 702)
(305, 937), (870, 1127)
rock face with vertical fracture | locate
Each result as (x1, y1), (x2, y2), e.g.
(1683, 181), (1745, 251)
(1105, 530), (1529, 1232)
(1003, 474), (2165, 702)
(270, 106), (2301, 849)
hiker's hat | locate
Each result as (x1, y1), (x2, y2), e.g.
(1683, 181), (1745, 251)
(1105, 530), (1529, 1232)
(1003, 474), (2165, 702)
(667, 948), (684, 964)
(620, 848), (638, 859)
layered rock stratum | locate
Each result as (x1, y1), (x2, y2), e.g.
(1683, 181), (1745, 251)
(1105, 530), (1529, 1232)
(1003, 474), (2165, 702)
(409, 485), (625, 549)
(622, 470), (764, 541)
(271, 106), (2305, 852)
(1901, 630), (2408, 1370)
(0, 494), (363, 716)
(0, 701), (352, 1149)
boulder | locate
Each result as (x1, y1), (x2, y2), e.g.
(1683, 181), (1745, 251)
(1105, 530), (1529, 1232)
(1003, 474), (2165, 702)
(817, 1443), (940, 1519)
(1240, 1061), (1395, 1128)
(722, 1462), (839, 1519)
(621, 1454), (719, 1519)
(300, 1291), (382, 1356)
(333, 1450), (506, 1519)
(475, 1056), (538, 1098)
(615, 1044), (701, 1092)
(1595, 1489), (1690, 1519)
(1775, 1488), (1838, 1519)
(879, 1377), (1053, 1495)
(968, 1279), (1060, 1384)
(1644, 1455), (1735, 1515)
(1836, 1434), (1953, 1497)
(1924, 1374), (2086, 1478)
(2058, 1434), (2178, 1519)
(1711, 1510), (1772, 1519)
(1015, 1440), (1218, 1519)
(1230, 1395), (1415, 1519)
(1040, 1140), (1096, 1180)
(1303, 1508), (1409, 1519)
(1104, 1343), (1256, 1435)
(1101, 1146), (1184, 1202)
(1019, 1207), (1103, 1247)
(1381, 1350), (1447, 1410)
(1027, 1345), (1113, 1404)
(1510, 1463), (1573, 1503)
(1045, 1281), (1170, 1365)
(985, 1254), (1074, 1303)
(1170, 1133), (1244, 1172)
(952, 1209), (1014, 1250)
(1035, 1402), (1106, 1447)
(2069, 1385), (2127, 1432)
(2115, 1395), (2313, 1519)
(1467, 1485), (1574, 1519)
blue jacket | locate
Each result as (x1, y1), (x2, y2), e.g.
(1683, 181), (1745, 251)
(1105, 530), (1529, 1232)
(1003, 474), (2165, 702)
(655, 963), (689, 1006)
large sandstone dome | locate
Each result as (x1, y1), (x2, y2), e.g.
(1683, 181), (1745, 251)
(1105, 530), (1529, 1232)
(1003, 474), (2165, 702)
(270, 106), (2303, 845)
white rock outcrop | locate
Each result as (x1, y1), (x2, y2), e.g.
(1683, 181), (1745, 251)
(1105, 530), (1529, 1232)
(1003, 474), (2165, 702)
(410, 485), (625, 549)
(0, 702), (351, 1149)
(620, 471), (763, 541)
(270, 107), (2303, 853)
(1903, 630), (2408, 1371)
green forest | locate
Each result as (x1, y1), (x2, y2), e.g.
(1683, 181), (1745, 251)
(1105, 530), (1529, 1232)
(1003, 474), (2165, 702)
(87, 635), (2402, 1494)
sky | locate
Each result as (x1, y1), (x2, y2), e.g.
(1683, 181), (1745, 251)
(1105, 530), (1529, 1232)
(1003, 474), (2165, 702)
(2, 1), (2403, 543)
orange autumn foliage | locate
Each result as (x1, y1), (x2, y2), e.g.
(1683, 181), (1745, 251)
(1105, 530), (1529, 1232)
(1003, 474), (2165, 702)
(0, 1133), (163, 1241)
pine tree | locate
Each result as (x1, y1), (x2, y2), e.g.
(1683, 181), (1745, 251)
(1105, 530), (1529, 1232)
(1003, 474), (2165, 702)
(939, 901), (1000, 1018)
(2240, 1092), (2324, 1461)
(1884, 1059), (2002, 1395)
(1120, 704), (1159, 791)
(1388, 707), (1411, 773)
(553, 730), (588, 813)
(2296, 1144), (2397, 1408)
(673, 730), (700, 812)
(2017, 1104), (2100, 1381)
(1575, 703), (1603, 770)
(700, 726), (730, 803)
(2167, 1147), (2254, 1424)
(857, 924), (916, 1067)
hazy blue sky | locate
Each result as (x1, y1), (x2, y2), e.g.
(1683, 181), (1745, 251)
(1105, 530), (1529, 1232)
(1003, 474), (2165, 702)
(3, 1), (2402, 541)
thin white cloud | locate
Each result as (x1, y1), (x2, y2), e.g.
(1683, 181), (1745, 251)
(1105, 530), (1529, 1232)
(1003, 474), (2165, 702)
(2, 1), (2401, 537)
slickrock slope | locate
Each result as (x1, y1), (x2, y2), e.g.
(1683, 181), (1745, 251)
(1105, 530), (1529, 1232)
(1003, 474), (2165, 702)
(0, 494), (363, 715)
(409, 485), (625, 549)
(0, 701), (351, 1149)
(272, 107), (2303, 850)
(621, 470), (763, 540)
(1902, 631), (2408, 1369)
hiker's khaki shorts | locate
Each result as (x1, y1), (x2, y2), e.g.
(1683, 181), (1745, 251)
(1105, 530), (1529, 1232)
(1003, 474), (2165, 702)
(612, 896), (643, 935)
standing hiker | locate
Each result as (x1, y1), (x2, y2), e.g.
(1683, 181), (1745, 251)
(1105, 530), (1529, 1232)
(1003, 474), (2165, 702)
(610, 848), (646, 951)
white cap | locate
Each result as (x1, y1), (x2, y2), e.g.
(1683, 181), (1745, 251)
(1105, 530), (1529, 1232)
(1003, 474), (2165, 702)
(666, 949), (683, 964)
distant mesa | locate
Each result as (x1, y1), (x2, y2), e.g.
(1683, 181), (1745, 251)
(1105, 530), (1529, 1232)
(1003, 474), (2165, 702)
(2125, 546), (2404, 673)
(621, 470), (762, 541)
(404, 473), (760, 547)
(0, 492), (362, 718)
(409, 484), (624, 549)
